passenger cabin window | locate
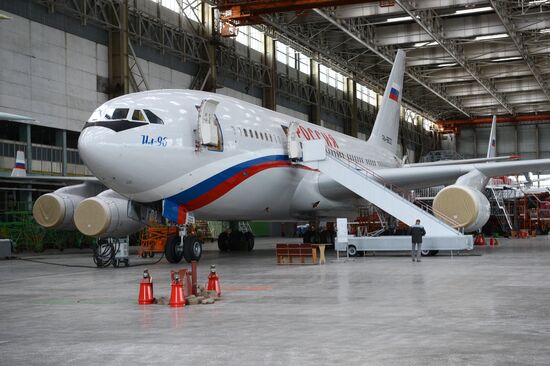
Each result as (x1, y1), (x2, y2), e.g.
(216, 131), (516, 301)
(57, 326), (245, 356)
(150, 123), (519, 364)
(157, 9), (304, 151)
(254, 131), (259, 139)
(243, 129), (248, 137)
(105, 108), (129, 120)
(144, 109), (163, 124)
(249, 129), (253, 138)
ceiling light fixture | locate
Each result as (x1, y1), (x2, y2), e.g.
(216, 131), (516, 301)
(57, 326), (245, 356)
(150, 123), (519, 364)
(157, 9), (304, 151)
(492, 56), (522, 62)
(474, 33), (509, 41)
(454, 6), (493, 15)
(385, 15), (417, 23)
(438, 63), (457, 67)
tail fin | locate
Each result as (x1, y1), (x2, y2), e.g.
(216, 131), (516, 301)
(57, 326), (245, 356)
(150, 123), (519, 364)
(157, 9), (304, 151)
(486, 115), (497, 158)
(367, 49), (406, 155)
(11, 150), (27, 177)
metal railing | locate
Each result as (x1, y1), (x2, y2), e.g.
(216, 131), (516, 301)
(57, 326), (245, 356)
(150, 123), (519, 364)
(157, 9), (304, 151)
(325, 152), (464, 233)
(0, 139), (92, 176)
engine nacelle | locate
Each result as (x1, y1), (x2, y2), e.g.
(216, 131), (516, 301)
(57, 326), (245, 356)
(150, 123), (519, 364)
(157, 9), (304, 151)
(74, 190), (145, 237)
(33, 183), (104, 230)
(433, 185), (490, 233)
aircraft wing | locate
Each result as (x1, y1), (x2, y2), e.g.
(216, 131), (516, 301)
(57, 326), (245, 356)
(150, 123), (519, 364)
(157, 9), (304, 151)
(376, 159), (550, 189)
(404, 155), (519, 168)
(0, 174), (100, 186)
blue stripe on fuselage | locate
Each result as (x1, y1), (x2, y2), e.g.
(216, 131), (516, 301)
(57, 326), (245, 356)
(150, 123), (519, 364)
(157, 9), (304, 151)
(169, 154), (289, 204)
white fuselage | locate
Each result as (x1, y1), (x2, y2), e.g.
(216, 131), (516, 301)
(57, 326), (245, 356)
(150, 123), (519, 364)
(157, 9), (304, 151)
(78, 90), (401, 220)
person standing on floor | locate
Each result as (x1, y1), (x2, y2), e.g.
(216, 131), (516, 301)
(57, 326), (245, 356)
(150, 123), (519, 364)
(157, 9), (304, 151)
(409, 219), (426, 262)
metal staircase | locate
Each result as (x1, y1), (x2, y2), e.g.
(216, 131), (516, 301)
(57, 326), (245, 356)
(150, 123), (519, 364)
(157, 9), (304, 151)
(298, 141), (473, 250)
(487, 186), (513, 232)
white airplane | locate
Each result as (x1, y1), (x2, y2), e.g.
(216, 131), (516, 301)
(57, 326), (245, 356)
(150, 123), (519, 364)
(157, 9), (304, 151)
(32, 49), (550, 263)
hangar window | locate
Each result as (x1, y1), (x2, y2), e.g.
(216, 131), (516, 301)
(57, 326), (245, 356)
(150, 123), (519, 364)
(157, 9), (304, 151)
(236, 26), (264, 52)
(320, 65), (345, 91)
(357, 84), (377, 107)
(105, 108), (129, 120)
(154, 0), (201, 22)
(144, 110), (164, 124)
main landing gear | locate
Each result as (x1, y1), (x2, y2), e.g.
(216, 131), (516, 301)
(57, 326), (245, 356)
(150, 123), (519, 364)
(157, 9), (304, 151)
(165, 225), (203, 263)
(217, 229), (254, 252)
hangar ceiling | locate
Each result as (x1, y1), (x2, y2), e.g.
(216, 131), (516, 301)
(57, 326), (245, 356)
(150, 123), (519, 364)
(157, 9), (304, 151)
(218, 0), (550, 120)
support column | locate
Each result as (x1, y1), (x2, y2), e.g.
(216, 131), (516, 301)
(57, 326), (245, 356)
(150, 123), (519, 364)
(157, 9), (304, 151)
(55, 130), (68, 176)
(309, 57), (321, 124)
(200, 3), (217, 92)
(535, 124), (540, 159)
(108, 0), (129, 97)
(262, 35), (276, 110)
(25, 124), (32, 174)
(346, 78), (358, 137)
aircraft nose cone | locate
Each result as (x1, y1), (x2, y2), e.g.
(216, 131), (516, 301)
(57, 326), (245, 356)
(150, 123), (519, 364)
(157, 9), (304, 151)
(78, 126), (119, 181)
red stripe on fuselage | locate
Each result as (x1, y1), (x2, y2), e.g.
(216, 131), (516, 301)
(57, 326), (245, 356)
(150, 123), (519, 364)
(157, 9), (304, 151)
(183, 162), (317, 211)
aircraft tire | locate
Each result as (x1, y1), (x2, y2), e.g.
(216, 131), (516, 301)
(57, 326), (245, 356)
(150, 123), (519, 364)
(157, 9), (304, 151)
(229, 231), (243, 251)
(244, 232), (254, 251)
(218, 232), (230, 252)
(165, 236), (184, 263)
(421, 250), (439, 256)
(183, 235), (202, 263)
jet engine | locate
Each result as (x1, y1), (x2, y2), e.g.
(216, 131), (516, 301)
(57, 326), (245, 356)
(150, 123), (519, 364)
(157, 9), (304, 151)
(432, 185), (490, 233)
(33, 183), (105, 230)
(74, 189), (144, 237)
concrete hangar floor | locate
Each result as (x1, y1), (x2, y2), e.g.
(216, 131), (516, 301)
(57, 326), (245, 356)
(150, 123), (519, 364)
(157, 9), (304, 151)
(1, 237), (550, 365)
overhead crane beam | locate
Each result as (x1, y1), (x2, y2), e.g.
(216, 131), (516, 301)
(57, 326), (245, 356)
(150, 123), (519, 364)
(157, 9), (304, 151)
(437, 113), (550, 128)
(216, 0), (380, 25)
(394, 0), (515, 115)
(489, 0), (550, 104)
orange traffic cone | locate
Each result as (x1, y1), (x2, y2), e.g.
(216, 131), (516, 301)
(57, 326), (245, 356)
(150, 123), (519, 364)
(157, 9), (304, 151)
(169, 271), (185, 307)
(138, 269), (154, 304)
(207, 265), (221, 297)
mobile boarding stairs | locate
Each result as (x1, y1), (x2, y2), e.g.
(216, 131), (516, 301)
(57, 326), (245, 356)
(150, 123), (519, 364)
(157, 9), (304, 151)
(293, 140), (474, 253)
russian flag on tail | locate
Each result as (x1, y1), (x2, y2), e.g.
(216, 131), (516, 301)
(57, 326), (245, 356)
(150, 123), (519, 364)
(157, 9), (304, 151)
(389, 86), (400, 102)
(11, 150), (27, 177)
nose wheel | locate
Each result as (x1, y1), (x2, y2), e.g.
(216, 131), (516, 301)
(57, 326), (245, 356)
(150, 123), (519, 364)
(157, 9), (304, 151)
(165, 234), (203, 263)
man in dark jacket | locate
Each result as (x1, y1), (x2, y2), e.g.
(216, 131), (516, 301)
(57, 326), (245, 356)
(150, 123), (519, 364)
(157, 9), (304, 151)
(409, 219), (426, 262)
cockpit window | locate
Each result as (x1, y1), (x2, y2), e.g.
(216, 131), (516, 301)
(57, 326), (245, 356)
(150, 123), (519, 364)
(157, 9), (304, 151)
(144, 109), (163, 124)
(105, 108), (129, 120)
(132, 109), (146, 122)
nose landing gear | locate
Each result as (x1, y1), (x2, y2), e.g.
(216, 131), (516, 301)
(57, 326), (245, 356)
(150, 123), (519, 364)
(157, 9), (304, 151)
(165, 225), (203, 263)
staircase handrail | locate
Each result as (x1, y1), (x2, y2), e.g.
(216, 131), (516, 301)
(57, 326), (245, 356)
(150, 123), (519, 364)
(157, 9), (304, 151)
(323, 153), (464, 233)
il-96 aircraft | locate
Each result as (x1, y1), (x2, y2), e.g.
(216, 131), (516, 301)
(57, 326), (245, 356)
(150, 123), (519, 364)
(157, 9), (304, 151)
(32, 49), (550, 263)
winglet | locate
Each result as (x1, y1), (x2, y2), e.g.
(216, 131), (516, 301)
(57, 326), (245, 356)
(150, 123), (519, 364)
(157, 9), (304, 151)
(487, 115), (497, 158)
(11, 150), (27, 177)
(367, 49), (406, 156)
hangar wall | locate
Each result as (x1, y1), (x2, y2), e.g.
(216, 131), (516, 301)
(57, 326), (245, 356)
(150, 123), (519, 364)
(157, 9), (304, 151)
(456, 124), (550, 160)
(0, 12), (109, 132)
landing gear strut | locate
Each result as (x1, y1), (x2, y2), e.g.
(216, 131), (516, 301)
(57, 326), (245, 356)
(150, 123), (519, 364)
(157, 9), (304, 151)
(217, 229), (254, 252)
(165, 225), (203, 263)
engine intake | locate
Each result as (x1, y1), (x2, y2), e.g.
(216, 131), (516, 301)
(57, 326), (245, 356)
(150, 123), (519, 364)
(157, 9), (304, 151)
(33, 183), (104, 230)
(74, 189), (144, 237)
(433, 185), (490, 233)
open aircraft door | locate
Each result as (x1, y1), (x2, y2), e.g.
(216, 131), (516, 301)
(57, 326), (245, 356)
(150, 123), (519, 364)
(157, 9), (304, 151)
(197, 98), (223, 150)
(287, 121), (302, 160)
